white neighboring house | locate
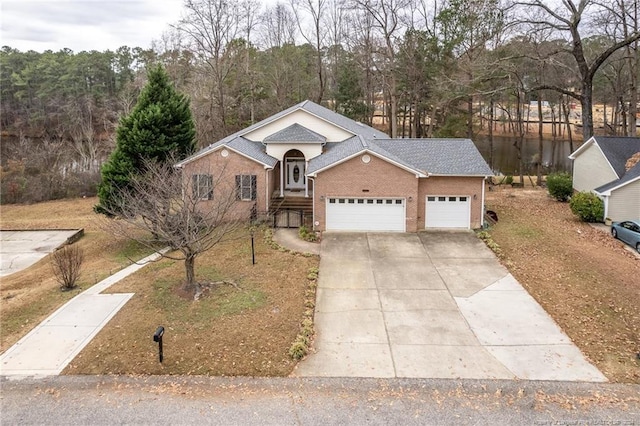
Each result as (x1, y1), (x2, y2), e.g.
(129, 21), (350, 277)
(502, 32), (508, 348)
(568, 136), (640, 221)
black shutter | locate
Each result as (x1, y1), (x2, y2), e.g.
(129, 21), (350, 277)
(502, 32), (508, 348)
(251, 175), (257, 200)
(192, 175), (198, 199)
(235, 175), (241, 200)
(206, 175), (213, 200)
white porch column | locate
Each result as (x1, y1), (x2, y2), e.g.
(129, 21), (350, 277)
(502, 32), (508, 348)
(280, 161), (284, 197)
(304, 161), (309, 197)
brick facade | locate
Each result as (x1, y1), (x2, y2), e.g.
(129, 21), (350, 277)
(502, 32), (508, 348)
(185, 148), (486, 232)
(313, 154), (420, 232)
(418, 176), (486, 229)
(182, 148), (269, 220)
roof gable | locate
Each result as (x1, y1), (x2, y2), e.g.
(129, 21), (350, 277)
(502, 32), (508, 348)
(263, 123), (326, 144)
(307, 137), (491, 177)
(595, 161), (640, 195)
(571, 136), (640, 178)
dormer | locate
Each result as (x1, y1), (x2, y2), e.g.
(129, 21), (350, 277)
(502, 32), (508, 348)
(263, 123), (326, 161)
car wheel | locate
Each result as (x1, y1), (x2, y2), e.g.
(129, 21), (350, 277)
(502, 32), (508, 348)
(611, 228), (617, 238)
(636, 243), (640, 254)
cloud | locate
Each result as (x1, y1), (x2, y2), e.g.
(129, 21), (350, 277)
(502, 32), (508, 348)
(1, 0), (184, 52)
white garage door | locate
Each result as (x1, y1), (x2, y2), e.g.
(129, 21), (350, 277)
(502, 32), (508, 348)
(326, 198), (405, 232)
(426, 196), (470, 228)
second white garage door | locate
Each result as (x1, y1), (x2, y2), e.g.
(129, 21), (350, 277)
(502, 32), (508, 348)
(326, 198), (405, 231)
(426, 196), (470, 228)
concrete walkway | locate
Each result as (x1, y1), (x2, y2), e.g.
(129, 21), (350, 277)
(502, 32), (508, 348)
(272, 228), (320, 255)
(0, 251), (164, 377)
(293, 232), (606, 382)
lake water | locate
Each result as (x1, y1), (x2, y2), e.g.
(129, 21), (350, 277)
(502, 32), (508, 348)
(1, 133), (575, 179)
(474, 135), (574, 176)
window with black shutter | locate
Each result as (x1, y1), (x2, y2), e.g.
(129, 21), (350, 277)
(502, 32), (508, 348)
(192, 174), (213, 200)
(235, 174), (257, 201)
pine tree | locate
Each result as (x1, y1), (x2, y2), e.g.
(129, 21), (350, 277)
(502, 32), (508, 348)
(96, 65), (196, 215)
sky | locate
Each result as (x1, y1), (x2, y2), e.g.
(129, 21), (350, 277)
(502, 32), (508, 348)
(1, 0), (185, 52)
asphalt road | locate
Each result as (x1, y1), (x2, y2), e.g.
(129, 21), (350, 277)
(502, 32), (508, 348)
(2, 376), (638, 425)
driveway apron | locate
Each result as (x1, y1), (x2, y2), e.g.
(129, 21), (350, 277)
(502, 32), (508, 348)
(293, 232), (606, 381)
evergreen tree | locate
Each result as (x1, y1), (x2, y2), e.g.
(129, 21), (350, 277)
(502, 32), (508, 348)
(95, 65), (196, 215)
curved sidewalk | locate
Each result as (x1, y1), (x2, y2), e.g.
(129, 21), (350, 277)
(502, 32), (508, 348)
(0, 251), (165, 377)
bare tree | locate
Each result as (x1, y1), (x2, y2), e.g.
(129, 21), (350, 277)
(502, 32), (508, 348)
(177, 0), (242, 136)
(103, 158), (246, 292)
(515, 0), (640, 139)
(51, 245), (84, 291)
(351, 0), (412, 137)
(290, 0), (328, 103)
(259, 2), (297, 49)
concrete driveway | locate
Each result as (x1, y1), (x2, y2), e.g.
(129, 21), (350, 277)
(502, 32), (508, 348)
(293, 232), (606, 381)
(0, 230), (83, 277)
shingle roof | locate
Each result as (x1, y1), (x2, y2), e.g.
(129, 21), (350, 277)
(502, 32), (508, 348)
(307, 136), (364, 174)
(593, 137), (640, 178)
(263, 123), (326, 143)
(594, 161), (640, 194)
(301, 101), (389, 139)
(372, 139), (493, 175)
(306, 137), (492, 176)
(176, 100), (387, 167)
(185, 136), (277, 168)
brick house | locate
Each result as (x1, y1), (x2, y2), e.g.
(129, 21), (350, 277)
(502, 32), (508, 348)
(176, 100), (492, 232)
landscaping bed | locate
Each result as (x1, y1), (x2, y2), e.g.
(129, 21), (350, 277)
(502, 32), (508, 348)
(485, 187), (640, 383)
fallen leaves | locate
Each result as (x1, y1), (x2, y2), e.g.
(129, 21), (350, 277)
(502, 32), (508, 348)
(486, 187), (640, 383)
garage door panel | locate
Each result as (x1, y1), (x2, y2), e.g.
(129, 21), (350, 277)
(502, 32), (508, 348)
(326, 198), (405, 232)
(426, 196), (470, 228)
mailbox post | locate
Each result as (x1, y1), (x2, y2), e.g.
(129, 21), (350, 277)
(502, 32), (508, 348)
(250, 229), (255, 265)
(153, 326), (165, 363)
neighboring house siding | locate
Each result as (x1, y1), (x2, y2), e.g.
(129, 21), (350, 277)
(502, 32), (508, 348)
(418, 176), (485, 229)
(183, 149), (267, 219)
(607, 182), (640, 221)
(245, 110), (353, 142)
(313, 154), (419, 232)
(573, 144), (618, 192)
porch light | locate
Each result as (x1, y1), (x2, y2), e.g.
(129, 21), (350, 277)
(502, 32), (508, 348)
(408, 196), (413, 202)
(320, 195), (325, 200)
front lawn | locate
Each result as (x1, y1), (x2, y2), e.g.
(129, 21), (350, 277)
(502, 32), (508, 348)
(485, 187), (640, 383)
(64, 229), (319, 376)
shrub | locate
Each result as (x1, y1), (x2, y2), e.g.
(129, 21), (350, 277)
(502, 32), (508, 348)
(570, 191), (604, 223)
(505, 175), (513, 185)
(51, 244), (84, 290)
(289, 338), (308, 360)
(547, 172), (573, 201)
(298, 225), (317, 242)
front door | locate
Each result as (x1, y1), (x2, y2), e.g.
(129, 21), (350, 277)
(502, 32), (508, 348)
(286, 159), (305, 190)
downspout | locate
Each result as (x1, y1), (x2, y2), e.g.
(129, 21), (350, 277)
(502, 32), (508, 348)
(481, 176), (487, 228)
(265, 167), (270, 213)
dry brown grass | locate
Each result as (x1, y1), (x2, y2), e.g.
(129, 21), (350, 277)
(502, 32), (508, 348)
(0, 197), (152, 352)
(2, 197), (319, 376)
(64, 230), (318, 376)
(486, 187), (640, 383)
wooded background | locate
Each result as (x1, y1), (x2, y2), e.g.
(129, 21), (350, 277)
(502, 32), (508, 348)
(1, 0), (639, 203)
